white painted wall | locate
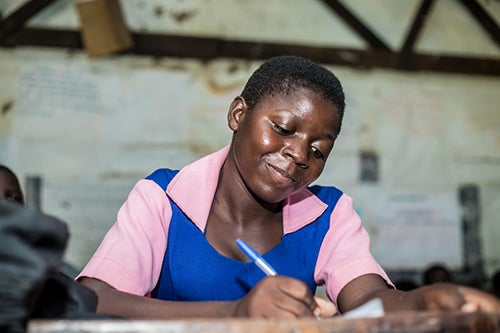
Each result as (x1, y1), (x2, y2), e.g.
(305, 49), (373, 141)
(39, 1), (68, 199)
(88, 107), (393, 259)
(0, 0), (499, 278)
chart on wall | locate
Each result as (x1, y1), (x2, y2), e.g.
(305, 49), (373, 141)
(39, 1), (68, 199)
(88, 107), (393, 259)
(368, 192), (463, 269)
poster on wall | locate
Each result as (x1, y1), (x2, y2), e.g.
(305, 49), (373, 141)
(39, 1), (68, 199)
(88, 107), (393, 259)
(367, 192), (463, 270)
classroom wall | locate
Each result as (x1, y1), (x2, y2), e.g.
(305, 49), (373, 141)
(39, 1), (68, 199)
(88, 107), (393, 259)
(0, 0), (499, 278)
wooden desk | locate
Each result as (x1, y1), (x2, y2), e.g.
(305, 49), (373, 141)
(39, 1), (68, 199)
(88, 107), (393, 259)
(28, 311), (500, 333)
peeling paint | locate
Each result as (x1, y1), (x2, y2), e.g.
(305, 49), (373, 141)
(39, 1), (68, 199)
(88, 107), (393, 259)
(169, 9), (196, 23)
(202, 59), (254, 93)
(1, 100), (13, 115)
(154, 5), (164, 17)
(100, 171), (147, 180)
(186, 141), (216, 157)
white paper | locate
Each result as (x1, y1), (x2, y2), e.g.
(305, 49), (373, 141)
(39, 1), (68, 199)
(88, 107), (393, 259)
(343, 298), (384, 318)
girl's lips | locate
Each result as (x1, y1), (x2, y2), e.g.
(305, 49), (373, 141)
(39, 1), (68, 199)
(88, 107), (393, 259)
(268, 164), (296, 183)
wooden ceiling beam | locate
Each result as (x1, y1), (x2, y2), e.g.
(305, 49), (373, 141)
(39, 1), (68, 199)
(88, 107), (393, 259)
(458, 0), (500, 47)
(2, 27), (499, 76)
(1, 27), (82, 48)
(0, 0), (56, 43)
(321, 0), (391, 51)
(397, 0), (436, 70)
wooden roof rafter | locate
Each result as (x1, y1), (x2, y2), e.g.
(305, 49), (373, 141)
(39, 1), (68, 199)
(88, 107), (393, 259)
(0, 0), (56, 43)
(0, 0), (499, 77)
(321, 0), (391, 51)
(458, 0), (500, 47)
(397, 0), (436, 70)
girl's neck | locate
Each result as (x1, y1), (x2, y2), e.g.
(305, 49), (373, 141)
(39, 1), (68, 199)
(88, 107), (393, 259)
(215, 158), (282, 226)
(203, 158), (283, 260)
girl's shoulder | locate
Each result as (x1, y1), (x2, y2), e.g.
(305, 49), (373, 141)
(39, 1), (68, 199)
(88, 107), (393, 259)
(145, 168), (180, 190)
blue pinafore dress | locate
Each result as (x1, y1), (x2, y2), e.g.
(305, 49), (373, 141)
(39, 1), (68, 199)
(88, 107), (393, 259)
(146, 168), (343, 301)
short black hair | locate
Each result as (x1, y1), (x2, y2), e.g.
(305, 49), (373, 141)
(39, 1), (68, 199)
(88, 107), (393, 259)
(0, 165), (17, 177)
(493, 270), (500, 288)
(423, 264), (453, 285)
(240, 55), (345, 134)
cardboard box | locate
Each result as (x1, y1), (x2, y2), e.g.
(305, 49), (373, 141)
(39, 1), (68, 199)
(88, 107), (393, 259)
(76, 0), (133, 57)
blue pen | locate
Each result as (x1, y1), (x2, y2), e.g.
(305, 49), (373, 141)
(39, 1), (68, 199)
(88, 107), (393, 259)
(236, 238), (278, 276)
(236, 238), (330, 318)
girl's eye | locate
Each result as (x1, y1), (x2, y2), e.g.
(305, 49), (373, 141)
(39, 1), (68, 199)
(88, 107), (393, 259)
(311, 146), (325, 160)
(273, 124), (293, 136)
(6, 193), (22, 203)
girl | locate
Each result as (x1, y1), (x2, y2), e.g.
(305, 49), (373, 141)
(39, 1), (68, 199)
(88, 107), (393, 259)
(78, 55), (500, 318)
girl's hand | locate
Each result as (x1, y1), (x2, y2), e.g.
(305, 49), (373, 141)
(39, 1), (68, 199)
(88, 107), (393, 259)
(314, 295), (338, 317)
(415, 283), (500, 312)
(232, 276), (337, 318)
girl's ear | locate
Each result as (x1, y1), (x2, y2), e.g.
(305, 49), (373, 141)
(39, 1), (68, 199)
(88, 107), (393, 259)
(227, 96), (248, 131)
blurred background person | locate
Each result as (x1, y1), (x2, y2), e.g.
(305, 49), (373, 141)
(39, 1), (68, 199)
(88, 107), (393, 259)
(492, 270), (500, 299)
(423, 263), (453, 285)
(0, 165), (24, 205)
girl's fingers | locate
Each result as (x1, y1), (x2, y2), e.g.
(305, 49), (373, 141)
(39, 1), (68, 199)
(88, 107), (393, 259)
(459, 286), (500, 313)
(314, 296), (338, 317)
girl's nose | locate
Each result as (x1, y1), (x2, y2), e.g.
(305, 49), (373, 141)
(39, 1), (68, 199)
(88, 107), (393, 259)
(282, 140), (309, 169)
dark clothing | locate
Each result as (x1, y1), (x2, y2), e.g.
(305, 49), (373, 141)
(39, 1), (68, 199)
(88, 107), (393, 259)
(0, 202), (98, 333)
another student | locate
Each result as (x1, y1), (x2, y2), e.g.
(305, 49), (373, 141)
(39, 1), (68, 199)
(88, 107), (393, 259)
(423, 263), (453, 285)
(0, 164), (80, 279)
(77, 55), (500, 318)
(394, 279), (419, 291)
(0, 165), (24, 205)
(492, 270), (500, 299)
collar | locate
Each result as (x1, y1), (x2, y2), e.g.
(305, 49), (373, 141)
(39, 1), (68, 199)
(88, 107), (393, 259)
(166, 146), (327, 234)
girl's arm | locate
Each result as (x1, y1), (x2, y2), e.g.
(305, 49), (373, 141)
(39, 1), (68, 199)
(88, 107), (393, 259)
(80, 277), (236, 318)
(80, 275), (337, 319)
(337, 274), (500, 314)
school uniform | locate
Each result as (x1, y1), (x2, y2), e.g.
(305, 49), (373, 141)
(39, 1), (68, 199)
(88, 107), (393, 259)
(78, 146), (392, 303)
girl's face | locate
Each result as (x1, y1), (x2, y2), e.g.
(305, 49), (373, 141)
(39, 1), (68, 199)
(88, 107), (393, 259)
(0, 170), (24, 205)
(229, 88), (340, 203)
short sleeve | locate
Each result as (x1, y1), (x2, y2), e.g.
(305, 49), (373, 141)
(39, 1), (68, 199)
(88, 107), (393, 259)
(76, 179), (172, 296)
(314, 194), (393, 302)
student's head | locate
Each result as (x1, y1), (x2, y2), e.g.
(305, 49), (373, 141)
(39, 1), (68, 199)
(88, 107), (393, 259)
(0, 165), (24, 205)
(394, 279), (419, 291)
(492, 270), (500, 298)
(240, 55), (345, 134)
(228, 55), (345, 203)
(423, 264), (453, 285)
